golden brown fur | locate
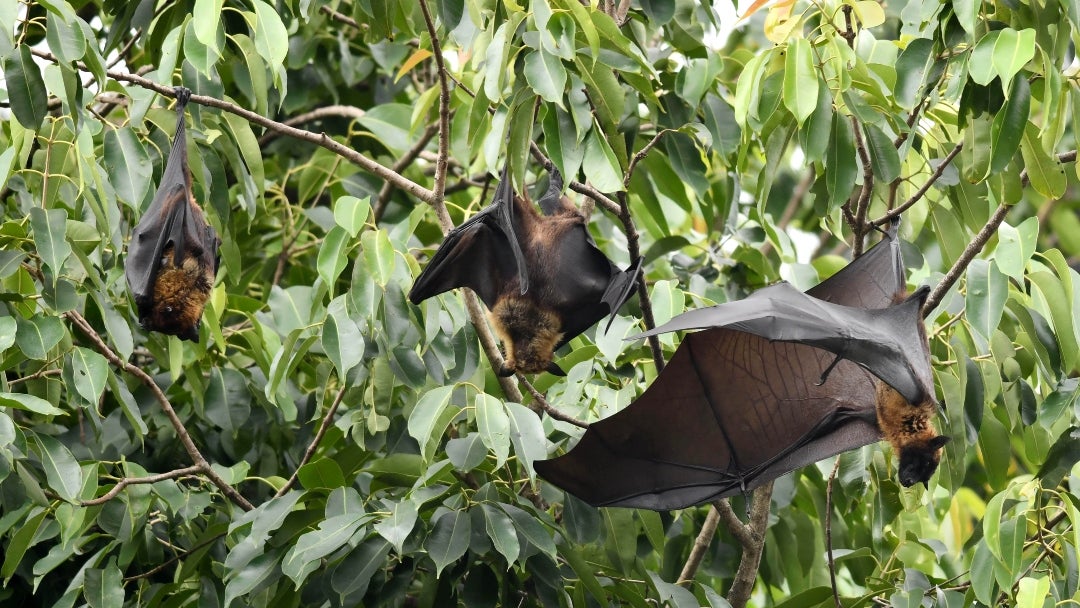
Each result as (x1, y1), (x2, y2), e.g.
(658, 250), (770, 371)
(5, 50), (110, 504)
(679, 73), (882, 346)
(147, 243), (214, 342)
(875, 381), (949, 486)
(489, 295), (565, 375)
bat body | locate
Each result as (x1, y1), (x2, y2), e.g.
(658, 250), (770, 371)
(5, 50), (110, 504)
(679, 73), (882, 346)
(408, 163), (642, 376)
(535, 224), (948, 509)
(125, 87), (220, 342)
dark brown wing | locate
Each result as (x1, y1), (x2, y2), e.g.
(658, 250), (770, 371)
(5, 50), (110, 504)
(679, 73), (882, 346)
(409, 166), (527, 308)
(535, 220), (918, 509)
(543, 222), (642, 349)
(533, 330), (881, 508)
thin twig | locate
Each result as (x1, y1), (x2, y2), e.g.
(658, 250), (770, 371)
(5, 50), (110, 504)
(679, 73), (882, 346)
(418, 0), (451, 202)
(849, 118), (874, 256)
(623, 130), (672, 190)
(518, 375), (588, 428)
(677, 506), (722, 586)
(123, 532), (226, 582)
(274, 385), (348, 498)
(81, 465), (202, 506)
(826, 457), (843, 608)
(320, 5), (362, 29)
(64, 311), (254, 511)
(872, 143), (962, 227)
(617, 192), (665, 372)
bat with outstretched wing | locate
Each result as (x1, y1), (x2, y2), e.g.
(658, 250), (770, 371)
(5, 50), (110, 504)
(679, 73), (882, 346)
(125, 86), (220, 342)
(534, 223), (948, 509)
(409, 162), (642, 376)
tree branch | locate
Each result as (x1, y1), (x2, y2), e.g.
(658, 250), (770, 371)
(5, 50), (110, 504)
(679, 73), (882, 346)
(81, 465), (202, 506)
(65, 311), (254, 511)
(677, 506), (722, 586)
(849, 118), (874, 256)
(257, 105), (366, 146)
(727, 482), (773, 608)
(274, 385), (348, 498)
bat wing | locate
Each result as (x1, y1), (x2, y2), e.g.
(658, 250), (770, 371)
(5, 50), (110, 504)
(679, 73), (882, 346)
(808, 219), (903, 307)
(548, 224), (642, 349)
(636, 282), (933, 405)
(534, 329), (883, 509)
(408, 167), (528, 307)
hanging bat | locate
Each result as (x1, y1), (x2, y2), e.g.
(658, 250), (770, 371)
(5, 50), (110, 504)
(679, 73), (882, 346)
(125, 86), (220, 342)
(535, 223), (949, 510)
(408, 162), (642, 376)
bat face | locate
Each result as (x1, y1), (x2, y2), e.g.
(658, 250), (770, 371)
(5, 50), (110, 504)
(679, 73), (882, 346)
(125, 87), (221, 343)
(535, 222), (948, 509)
(409, 162), (642, 376)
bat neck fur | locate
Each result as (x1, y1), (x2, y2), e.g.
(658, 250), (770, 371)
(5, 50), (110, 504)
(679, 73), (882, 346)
(489, 295), (564, 374)
(875, 381), (947, 486)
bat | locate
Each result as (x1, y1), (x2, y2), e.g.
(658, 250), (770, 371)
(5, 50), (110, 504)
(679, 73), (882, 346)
(534, 223), (949, 509)
(125, 86), (220, 342)
(408, 162), (642, 376)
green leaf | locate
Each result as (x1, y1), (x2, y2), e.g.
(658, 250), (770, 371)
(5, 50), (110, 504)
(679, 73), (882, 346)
(783, 38), (818, 124)
(863, 124), (901, 182)
(407, 385), (459, 462)
(995, 217), (1038, 280)
(45, 14), (85, 64)
(1036, 427), (1080, 489)
(0, 317), (16, 352)
(1020, 126), (1067, 198)
(505, 402), (546, 479)
(296, 458), (347, 489)
(991, 28), (1035, 91)
(323, 296), (365, 379)
(282, 512), (370, 586)
(252, 0), (289, 69)
(14, 314), (66, 361)
(70, 347), (109, 406)
(317, 226), (351, 294)
(224, 549), (284, 606)
(825, 114), (857, 208)
(35, 434), (82, 501)
(965, 260), (1007, 342)
(29, 207), (72, 284)
(84, 562), (124, 608)
(968, 31), (1000, 86)
(481, 503), (520, 566)
(374, 498), (418, 554)
(475, 393), (510, 468)
(1, 508), (48, 581)
(1016, 576), (1051, 608)
(4, 45), (48, 129)
(582, 129), (623, 192)
(103, 128), (153, 208)
(357, 104), (414, 155)
(639, 0), (675, 24)
(426, 509), (471, 576)
(501, 504), (556, 560)
(989, 76), (1030, 174)
(333, 195), (371, 238)
(0, 392), (63, 416)
(524, 49), (566, 104)
(330, 537), (391, 597)
(361, 229), (396, 287)
(894, 38), (934, 109)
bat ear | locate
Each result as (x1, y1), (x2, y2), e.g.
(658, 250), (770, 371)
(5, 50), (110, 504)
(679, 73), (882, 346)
(929, 435), (951, 450)
(545, 362), (566, 376)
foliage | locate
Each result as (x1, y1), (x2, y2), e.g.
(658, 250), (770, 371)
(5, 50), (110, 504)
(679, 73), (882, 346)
(1, 0), (1080, 606)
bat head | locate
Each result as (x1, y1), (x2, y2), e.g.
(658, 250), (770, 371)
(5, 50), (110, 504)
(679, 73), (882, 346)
(489, 296), (565, 376)
(897, 434), (950, 487)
